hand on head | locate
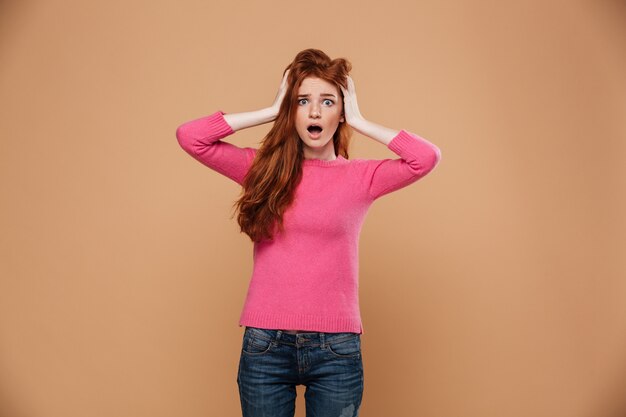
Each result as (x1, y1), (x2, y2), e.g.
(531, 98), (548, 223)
(271, 69), (290, 114)
(340, 75), (364, 126)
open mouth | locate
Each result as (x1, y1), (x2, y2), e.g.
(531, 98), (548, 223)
(307, 124), (323, 133)
(307, 124), (323, 139)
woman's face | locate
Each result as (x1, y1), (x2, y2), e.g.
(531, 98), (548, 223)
(294, 76), (344, 158)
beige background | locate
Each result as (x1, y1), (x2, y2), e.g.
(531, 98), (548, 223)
(1, 0), (625, 416)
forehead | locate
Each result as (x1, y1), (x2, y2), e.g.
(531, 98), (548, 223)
(297, 77), (339, 95)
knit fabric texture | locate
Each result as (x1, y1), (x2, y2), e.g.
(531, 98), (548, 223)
(176, 110), (441, 334)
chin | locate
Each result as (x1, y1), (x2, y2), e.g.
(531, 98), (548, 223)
(302, 138), (331, 148)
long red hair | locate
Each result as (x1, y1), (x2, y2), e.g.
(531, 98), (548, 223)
(231, 48), (353, 242)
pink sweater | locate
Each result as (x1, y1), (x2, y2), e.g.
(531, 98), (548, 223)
(176, 110), (441, 334)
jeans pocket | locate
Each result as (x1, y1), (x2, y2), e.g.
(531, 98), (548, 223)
(242, 330), (274, 356)
(326, 334), (361, 358)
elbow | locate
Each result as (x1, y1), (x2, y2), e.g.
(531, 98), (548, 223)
(407, 145), (441, 175)
(432, 144), (442, 166)
(175, 123), (192, 152)
(175, 124), (185, 144)
(424, 146), (441, 175)
(423, 144), (442, 172)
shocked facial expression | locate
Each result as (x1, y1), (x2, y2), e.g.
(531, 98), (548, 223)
(294, 77), (345, 158)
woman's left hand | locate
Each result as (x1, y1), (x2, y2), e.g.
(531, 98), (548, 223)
(340, 75), (365, 127)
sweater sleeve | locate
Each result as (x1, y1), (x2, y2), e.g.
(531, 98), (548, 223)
(367, 129), (441, 200)
(175, 110), (256, 185)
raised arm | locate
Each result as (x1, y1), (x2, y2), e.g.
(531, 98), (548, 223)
(365, 129), (441, 200)
(223, 68), (289, 131)
(175, 71), (290, 184)
(340, 75), (442, 200)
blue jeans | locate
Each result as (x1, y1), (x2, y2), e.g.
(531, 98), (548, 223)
(237, 326), (364, 417)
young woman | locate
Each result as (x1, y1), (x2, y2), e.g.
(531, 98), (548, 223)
(176, 48), (441, 417)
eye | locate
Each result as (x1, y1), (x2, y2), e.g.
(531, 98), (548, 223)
(298, 98), (308, 105)
(323, 99), (334, 106)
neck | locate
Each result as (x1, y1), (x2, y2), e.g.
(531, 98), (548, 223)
(303, 144), (337, 161)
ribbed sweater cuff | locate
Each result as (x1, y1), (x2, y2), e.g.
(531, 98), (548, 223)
(388, 129), (442, 161)
(388, 130), (420, 153)
(205, 110), (234, 140)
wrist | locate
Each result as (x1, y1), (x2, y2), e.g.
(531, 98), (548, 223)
(349, 118), (399, 145)
(266, 106), (279, 121)
(348, 116), (368, 134)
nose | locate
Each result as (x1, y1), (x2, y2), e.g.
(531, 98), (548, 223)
(309, 103), (321, 118)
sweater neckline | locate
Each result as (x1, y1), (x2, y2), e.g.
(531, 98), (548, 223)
(302, 155), (349, 167)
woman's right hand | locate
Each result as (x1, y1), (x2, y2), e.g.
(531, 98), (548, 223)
(221, 70), (290, 131)
(270, 69), (290, 118)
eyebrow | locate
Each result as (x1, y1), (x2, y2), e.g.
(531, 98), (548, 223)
(297, 93), (337, 98)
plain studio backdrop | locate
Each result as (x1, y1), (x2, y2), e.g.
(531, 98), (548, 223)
(0, 0), (625, 416)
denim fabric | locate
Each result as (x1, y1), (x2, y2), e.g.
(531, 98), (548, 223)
(237, 326), (364, 417)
